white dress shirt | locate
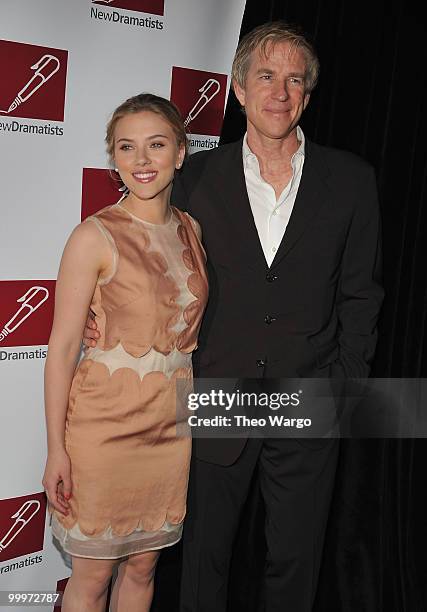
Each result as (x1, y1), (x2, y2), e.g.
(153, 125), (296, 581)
(242, 126), (305, 267)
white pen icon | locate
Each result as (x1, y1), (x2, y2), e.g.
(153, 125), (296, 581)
(0, 500), (41, 552)
(0, 54), (60, 115)
(184, 79), (221, 127)
(0, 286), (49, 342)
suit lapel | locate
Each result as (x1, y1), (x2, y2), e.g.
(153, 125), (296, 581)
(216, 139), (267, 271)
(270, 140), (331, 269)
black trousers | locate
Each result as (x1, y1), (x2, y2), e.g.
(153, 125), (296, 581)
(179, 437), (339, 612)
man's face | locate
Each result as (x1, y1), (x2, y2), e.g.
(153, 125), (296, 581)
(234, 41), (310, 141)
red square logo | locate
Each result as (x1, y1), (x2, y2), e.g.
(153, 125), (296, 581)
(170, 67), (227, 137)
(53, 577), (112, 610)
(91, 0), (164, 16)
(81, 168), (123, 221)
(53, 579), (68, 610)
(0, 493), (47, 562)
(0, 40), (68, 122)
(0, 281), (55, 348)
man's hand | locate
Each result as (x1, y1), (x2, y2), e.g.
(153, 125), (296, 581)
(83, 315), (100, 348)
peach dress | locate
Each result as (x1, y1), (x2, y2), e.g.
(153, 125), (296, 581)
(51, 201), (208, 559)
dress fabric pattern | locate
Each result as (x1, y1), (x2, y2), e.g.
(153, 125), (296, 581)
(51, 202), (208, 559)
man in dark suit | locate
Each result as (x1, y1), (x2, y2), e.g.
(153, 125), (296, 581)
(85, 21), (383, 612)
(173, 21), (383, 612)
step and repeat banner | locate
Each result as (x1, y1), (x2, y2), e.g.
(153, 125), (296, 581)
(0, 0), (246, 608)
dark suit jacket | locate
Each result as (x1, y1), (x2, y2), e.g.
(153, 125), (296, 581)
(172, 137), (384, 465)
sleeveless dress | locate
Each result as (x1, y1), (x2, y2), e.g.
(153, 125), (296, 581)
(51, 201), (208, 559)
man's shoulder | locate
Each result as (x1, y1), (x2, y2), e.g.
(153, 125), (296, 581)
(172, 139), (242, 211)
(307, 141), (378, 211)
(308, 140), (374, 176)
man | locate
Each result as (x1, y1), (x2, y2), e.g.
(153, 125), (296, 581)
(85, 21), (383, 612)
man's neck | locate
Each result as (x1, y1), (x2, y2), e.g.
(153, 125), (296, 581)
(245, 126), (302, 194)
(246, 126), (301, 167)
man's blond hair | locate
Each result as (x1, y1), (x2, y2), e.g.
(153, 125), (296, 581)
(232, 21), (319, 94)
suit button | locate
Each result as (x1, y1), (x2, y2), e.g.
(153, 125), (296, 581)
(256, 359), (266, 367)
(264, 315), (275, 324)
(266, 273), (278, 282)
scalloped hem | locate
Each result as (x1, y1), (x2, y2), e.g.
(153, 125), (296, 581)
(51, 514), (182, 559)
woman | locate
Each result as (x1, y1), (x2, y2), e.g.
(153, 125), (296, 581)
(42, 93), (208, 612)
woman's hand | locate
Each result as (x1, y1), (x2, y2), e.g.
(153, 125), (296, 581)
(42, 448), (72, 515)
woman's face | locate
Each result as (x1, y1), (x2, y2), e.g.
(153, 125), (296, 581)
(113, 110), (185, 205)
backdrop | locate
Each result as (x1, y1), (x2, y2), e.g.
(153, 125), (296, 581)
(2, 1), (427, 611)
(0, 1), (246, 609)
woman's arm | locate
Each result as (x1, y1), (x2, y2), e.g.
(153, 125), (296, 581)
(42, 221), (111, 513)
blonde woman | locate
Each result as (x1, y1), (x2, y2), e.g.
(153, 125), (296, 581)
(42, 93), (208, 612)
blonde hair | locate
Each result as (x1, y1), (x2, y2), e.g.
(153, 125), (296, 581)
(105, 93), (188, 164)
(232, 21), (319, 93)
